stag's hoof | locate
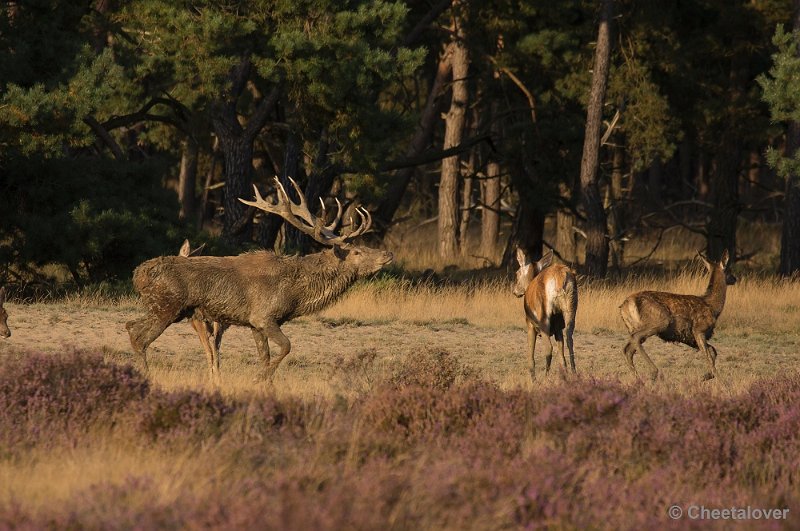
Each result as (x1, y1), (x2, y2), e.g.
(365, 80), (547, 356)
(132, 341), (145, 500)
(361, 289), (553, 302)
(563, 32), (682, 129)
(702, 372), (715, 381)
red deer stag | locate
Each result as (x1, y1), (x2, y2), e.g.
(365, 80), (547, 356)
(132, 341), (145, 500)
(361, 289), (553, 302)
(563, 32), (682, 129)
(178, 240), (225, 381)
(619, 249), (736, 382)
(0, 287), (9, 338)
(512, 248), (578, 382)
(126, 178), (393, 381)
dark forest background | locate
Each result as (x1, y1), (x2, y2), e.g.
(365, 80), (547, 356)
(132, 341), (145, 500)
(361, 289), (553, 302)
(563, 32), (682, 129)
(2, 0), (800, 286)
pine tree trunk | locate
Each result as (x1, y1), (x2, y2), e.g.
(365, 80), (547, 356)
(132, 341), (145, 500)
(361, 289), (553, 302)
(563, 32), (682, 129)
(178, 137), (198, 222)
(481, 158), (501, 262)
(608, 143), (626, 268)
(459, 171), (473, 256)
(578, 0), (613, 277)
(438, 11), (469, 260)
(502, 199), (545, 268)
(217, 135), (255, 245)
(556, 207), (576, 264)
(780, 1), (800, 276)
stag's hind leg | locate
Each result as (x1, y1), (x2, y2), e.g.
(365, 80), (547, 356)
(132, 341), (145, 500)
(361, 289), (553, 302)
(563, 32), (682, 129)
(254, 322), (291, 383)
(191, 318), (219, 382)
(526, 321), (538, 383)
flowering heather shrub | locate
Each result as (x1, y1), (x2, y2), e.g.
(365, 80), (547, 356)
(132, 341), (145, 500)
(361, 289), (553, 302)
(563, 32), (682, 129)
(136, 389), (236, 444)
(0, 350), (148, 452)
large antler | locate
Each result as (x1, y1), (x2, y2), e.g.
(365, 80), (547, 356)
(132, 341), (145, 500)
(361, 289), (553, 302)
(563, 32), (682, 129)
(239, 176), (372, 246)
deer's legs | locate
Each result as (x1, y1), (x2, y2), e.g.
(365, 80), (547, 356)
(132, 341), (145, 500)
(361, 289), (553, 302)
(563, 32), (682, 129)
(623, 340), (638, 377)
(251, 328), (270, 365)
(191, 318), (219, 382)
(258, 323), (291, 382)
(695, 332), (718, 381)
(563, 320), (576, 374)
(526, 321), (537, 382)
(543, 335), (555, 375)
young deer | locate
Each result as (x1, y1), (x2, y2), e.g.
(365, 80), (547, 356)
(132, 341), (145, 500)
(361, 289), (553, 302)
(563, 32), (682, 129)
(619, 249), (737, 382)
(0, 287), (10, 338)
(178, 240), (225, 381)
(513, 248), (578, 382)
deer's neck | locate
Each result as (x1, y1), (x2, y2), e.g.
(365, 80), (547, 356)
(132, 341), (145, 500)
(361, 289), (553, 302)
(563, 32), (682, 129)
(702, 267), (727, 317)
(296, 261), (359, 316)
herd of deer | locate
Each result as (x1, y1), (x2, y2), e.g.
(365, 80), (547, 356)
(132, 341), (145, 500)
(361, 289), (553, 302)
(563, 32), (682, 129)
(0, 177), (737, 385)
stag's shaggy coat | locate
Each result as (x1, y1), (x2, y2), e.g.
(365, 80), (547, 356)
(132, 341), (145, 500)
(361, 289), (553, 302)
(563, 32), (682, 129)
(127, 177), (392, 381)
(619, 250), (736, 382)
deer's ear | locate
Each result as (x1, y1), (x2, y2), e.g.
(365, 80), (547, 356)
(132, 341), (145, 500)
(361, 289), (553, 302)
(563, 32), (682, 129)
(516, 247), (529, 267)
(0, 287), (5, 306)
(536, 250), (554, 272)
(179, 240), (191, 257)
(720, 249), (730, 267)
(333, 245), (350, 260)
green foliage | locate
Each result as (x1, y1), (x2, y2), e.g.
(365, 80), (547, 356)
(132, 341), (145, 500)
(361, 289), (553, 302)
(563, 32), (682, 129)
(0, 156), (182, 284)
(759, 24), (800, 180)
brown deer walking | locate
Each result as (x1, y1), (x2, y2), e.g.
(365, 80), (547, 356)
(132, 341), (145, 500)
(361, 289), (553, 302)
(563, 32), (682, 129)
(0, 287), (10, 338)
(512, 248), (578, 382)
(126, 177), (393, 381)
(619, 249), (736, 382)
(178, 240), (225, 381)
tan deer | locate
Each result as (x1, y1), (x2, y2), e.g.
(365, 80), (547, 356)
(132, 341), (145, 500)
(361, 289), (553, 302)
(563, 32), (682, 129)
(126, 177), (393, 381)
(178, 240), (225, 381)
(512, 248), (578, 382)
(0, 287), (9, 338)
(619, 249), (736, 382)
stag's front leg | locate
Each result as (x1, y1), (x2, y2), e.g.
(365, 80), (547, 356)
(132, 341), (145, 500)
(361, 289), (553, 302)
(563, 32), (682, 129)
(191, 318), (218, 382)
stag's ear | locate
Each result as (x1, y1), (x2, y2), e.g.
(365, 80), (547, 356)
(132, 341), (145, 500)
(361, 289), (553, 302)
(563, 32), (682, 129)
(720, 249), (730, 268)
(516, 247), (529, 267)
(332, 245), (350, 260)
(535, 249), (554, 273)
(179, 239), (191, 257)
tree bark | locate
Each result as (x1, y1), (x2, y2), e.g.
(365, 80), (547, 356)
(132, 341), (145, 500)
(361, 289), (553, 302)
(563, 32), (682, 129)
(578, 0), (613, 277)
(502, 199), (545, 269)
(780, 0), (800, 275)
(438, 8), (469, 260)
(481, 158), (501, 262)
(608, 143), (626, 268)
(459, 167), (473, 256)
(178, 136), (198, 222)
(212, 57), (280, 246)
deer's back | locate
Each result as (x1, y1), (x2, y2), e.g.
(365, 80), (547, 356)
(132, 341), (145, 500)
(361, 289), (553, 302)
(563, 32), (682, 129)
(621, 290), (716, 346)
(523, 264), (577, 332)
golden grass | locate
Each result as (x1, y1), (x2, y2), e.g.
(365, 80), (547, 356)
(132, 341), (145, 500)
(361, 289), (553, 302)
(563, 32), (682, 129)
(321, 270), (800, 336)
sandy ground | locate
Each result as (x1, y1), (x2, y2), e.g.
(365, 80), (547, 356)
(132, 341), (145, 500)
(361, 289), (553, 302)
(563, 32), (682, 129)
(1, 302), (798, 397)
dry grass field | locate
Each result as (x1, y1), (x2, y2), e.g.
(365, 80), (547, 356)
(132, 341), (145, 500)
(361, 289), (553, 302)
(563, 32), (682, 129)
(0, 225), (798, 529)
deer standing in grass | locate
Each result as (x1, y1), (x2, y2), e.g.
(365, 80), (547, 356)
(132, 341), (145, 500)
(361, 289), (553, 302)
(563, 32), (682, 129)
(0, 287), (10, 338)
(513, 248), (578, 382)
(619, 249), (736, 382)
(126, 177), (393, 381)
(178, 240), (225, 381)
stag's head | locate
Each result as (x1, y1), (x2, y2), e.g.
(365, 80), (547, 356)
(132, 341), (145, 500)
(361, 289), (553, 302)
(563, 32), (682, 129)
(0, 287), (10, 338)
(698, 249), (736, 286)
(240, 177), (393, 275)
(512, 247), (553, 297)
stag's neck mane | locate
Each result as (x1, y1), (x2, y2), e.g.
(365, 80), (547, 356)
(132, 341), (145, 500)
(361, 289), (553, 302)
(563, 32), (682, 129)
(290, 252), (360, 316)
(701, 266), (727, 317)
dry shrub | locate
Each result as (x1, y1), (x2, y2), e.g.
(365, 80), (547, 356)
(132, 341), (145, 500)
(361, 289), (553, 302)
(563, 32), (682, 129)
(135, 389), (236, 444)
(389, 348), (476, 391)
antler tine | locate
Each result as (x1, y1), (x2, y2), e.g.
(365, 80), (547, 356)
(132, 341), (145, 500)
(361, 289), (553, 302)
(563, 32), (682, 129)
(324, 198), (343, 231)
